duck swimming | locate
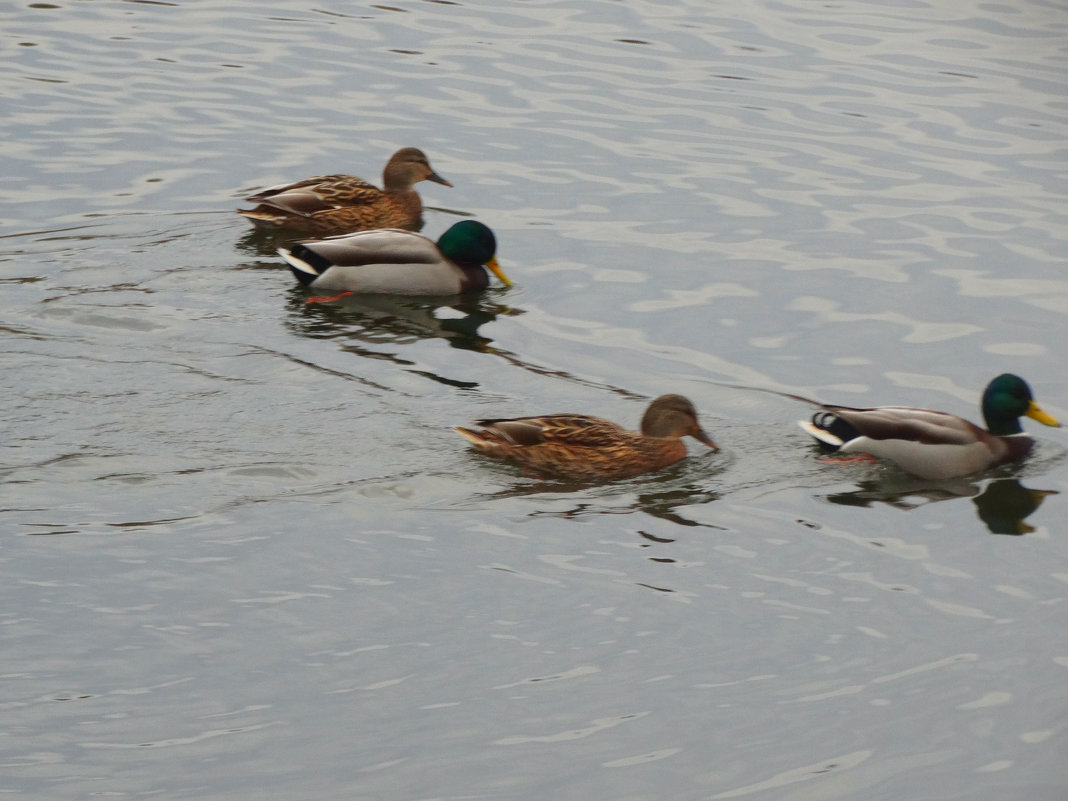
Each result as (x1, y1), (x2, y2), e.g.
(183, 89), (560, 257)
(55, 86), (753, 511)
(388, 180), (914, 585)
(797, 373), (1060, 480)
(455, 394), (718, 481)
(238, 147), (451, 235)
(281, 220), (510, 296)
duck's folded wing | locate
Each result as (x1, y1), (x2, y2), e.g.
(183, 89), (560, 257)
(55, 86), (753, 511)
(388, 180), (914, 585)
(246, 175), (380, 215)
(832, 406), (981, 445)
(477, 414), (626, 447)
(291, 230), (441, 268)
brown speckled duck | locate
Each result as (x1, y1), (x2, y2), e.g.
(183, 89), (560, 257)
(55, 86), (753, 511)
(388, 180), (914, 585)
(455, 394), (718, 481)
(237, 147), (451, 235)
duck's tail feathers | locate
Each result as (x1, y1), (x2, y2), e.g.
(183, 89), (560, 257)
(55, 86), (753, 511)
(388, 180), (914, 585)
(238, 208), (286, 226)
(454, 426), (509, 453)
(279, 245), (324, 286)
(798, 411), (859, 450)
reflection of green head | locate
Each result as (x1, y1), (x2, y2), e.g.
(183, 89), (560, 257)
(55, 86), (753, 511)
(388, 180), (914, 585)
(981, 373), (1059, 435)
(973, 479), (1059, 535)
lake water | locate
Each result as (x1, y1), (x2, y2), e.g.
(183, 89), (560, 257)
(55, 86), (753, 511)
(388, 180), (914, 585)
(2, 1), (1066, 799)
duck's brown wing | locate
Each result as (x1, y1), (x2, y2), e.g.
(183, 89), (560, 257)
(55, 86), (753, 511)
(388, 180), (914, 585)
(245, 174), (382, 216)
(474, 414), (629, 448)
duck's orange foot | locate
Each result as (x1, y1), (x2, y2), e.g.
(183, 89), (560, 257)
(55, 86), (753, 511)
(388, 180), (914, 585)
(818, 453), (878, 466)
(305, 291), (354, 304)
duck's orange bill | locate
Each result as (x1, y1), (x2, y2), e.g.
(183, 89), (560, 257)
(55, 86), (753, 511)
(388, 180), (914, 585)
(1027, 401), (1061, 428)
(486, 256), (512, 287)
(306, 291), (354, 304)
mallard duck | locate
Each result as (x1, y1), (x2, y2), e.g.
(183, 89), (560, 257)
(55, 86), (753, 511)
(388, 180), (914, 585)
(280, 220), (511, 295)
(797, 373), (1060, 480)
(237, 147), (451, 235)
(455, 394), (718, 481)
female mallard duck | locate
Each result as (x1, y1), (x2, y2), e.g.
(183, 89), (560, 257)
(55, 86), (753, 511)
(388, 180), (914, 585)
(455, 394), (718, 481)
(280, 220), (511, 295)
(237, 147), (451, 235)
(797, 373), (1060, 480)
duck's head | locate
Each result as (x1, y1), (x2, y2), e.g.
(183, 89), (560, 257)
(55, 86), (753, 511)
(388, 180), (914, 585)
(438, 221), (512, 287)
(982, 373), (1060, 435)
(384, 147), (453, 189)
(641, 394), (718, 450)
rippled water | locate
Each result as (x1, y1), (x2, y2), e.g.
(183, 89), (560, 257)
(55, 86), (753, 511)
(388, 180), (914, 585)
(3, 1), (1066, 799)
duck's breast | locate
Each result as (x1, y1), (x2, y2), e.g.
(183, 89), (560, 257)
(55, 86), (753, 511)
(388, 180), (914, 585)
(841, 436), (1002, 480)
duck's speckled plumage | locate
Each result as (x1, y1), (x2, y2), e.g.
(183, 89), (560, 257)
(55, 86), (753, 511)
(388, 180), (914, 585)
(238, 147), (451, 235)
(798, 373), (1060, 480)
(455, 394), (718, 481)
(280, 220), (510, 296)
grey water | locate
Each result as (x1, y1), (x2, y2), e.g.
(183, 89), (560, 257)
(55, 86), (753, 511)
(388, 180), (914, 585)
(2, 1), (1066, 799)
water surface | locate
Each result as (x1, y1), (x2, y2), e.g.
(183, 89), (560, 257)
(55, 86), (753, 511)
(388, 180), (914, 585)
(2, 1), (1066, 799)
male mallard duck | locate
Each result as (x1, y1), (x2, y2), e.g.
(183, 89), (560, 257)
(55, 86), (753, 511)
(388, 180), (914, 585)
(237, 147), (451, 235)
(455, 394), (718, 481)
(797, 373), (1060, 480)
(280, 220), (511, 295)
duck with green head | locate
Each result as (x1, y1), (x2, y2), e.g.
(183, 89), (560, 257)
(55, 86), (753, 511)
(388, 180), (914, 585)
(281, 220), (511, 295)
(798, 373), (1060, 480)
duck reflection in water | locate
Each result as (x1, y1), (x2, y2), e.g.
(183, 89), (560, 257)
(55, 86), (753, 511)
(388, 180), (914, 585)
(282, 291), (670, 403)
(491, 480), (724, 530)
(236, 225), (309, 258)
(823, 477), (1057, 536)
(973, 479), (1058, 535)
(465, 448), (724, 529)
(284, 289), (519, 356)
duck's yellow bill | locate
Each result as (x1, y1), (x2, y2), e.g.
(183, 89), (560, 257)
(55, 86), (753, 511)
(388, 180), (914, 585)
(1027, 401), (1060, 428)
(486, 256), (512, 287)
